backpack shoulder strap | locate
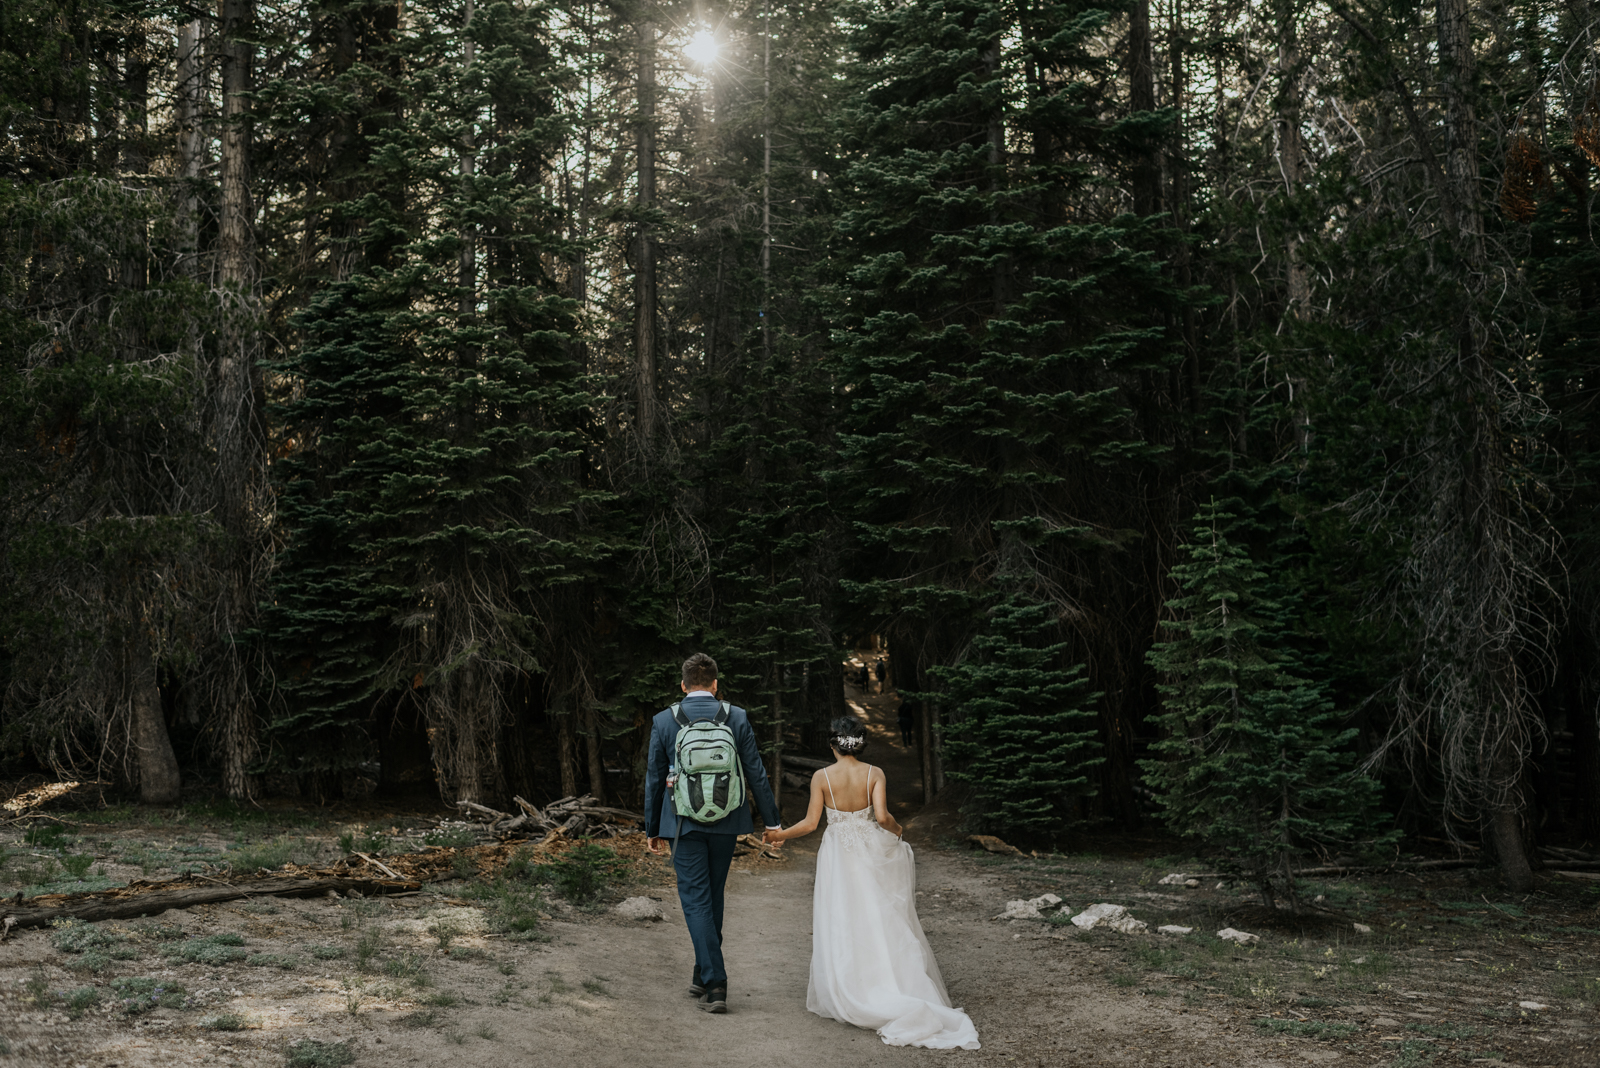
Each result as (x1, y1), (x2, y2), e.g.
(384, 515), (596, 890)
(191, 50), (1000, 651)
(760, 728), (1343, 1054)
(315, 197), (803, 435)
(714, 700), (730, 726)
(671, 702), (688, 727)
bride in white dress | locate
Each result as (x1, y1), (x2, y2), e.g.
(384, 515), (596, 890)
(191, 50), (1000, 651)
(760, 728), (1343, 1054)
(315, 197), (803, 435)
(764, 716), (980, 1050)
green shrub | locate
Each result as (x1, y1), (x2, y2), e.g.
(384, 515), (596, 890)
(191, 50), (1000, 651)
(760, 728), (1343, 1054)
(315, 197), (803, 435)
(68, 950), (111, 974)
(24, 824), (70, 849)
(310, 944), (345, 960)
(200, 1012), (248, 1031)
(59, 854), (95, 879)
(1254, 1019), (1359, 1039)
(542, 845), (626, 903)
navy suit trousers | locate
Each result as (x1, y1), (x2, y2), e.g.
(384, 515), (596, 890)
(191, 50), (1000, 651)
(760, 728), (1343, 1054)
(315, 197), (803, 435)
(671, 829), (737, 987)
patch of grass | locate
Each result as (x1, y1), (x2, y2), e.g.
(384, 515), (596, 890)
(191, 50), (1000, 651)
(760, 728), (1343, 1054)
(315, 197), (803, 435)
(462, 876), (547, 939)
(451, 852), (477, 880)
(497, 960), (517, 976)
(423, 991), (465, 1008)
(24, 824), (72, 849)
(1405, 1023), (1485, 1040)
(1108, 972), (1140, 988)
(310, 944), (345, 960)
(50, 919), (114, 954)
(134, 921), (186, 941)
(110, 977), (190, 1014)
(354, 928), (387, 972)
(1253, 1019), (1360, 1039)
(1392, 1039), (1439, 1068)
(448, 945), (487, 961)
(383, 952), (428, 981)
(284, 1038), (355, 1068)
(427, 921), (462, 950)
(200, 1012), (249, 1031)
(58, 853), (95, 879)
(67, 950), (111, 974)
(545, 972), (573, 995)
(110, 946), (140, 961)
(445, 1029), (467, 1045)
(246, 953), (299, 970)
(161, 932), (248, 965)
(1293, 996), (1339, 1008)
(64, 985), (100, 1018)
(473, 1023), (497, 1040)
(424, 827), (478, 849)
(582, 978), (609, 996)
(398, 1009), (440, 1029)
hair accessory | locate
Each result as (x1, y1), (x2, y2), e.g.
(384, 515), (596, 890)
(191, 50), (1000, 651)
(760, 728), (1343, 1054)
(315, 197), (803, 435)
(833, 735), (865, 752)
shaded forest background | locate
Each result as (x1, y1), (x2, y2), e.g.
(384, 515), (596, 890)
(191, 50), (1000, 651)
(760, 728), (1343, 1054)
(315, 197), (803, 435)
(4, 0), (1600, 894)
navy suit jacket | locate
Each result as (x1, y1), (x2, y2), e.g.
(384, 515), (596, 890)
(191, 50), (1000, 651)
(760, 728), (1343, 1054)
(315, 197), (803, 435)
(644, 691), (781, 838)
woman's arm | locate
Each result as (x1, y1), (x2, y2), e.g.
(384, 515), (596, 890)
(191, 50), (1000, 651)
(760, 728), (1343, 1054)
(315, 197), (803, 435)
(871, 768), (902, 838)
(765, 772), (825, 844)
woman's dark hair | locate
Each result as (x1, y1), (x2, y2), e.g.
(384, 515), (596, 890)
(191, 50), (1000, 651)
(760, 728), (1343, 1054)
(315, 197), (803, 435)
(830, 715), (867, 754)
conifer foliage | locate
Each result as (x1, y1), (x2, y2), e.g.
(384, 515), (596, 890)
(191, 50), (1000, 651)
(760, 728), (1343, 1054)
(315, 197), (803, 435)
(1143, 500), (1386, 909)
(937, 596), (1103, 835)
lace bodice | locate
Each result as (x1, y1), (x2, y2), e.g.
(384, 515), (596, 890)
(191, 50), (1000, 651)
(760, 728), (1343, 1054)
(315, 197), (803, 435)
(823, 804), (885, 851)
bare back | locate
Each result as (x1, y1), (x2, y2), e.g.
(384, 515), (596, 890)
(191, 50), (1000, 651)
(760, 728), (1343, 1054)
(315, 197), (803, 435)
(819, 759), (880, 812)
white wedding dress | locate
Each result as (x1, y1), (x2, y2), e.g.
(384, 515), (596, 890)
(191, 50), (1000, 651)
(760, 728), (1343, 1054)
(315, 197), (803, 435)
(806, 772), (981, 1050)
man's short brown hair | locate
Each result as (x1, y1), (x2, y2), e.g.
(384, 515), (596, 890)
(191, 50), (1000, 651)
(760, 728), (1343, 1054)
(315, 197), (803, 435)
(681, 652), (719, 688)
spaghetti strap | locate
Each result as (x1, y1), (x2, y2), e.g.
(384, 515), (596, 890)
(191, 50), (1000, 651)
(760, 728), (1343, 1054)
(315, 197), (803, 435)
(822, 766), (837, 809)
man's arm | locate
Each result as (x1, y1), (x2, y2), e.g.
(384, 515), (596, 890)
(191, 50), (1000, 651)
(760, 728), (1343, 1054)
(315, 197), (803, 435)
(732, 711), (782, 829)
(643, 715), (666, 839)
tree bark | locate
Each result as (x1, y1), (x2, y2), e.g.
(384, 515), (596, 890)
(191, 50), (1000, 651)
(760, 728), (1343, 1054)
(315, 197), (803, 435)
(130, 637), (180, 805)
(558, 712), (579, 798)
(634, 15), (658, 443)
(1128, 0), (1160, 217)
(175, 20), (206, 266)
(584, 699), (606, 805)
(213, 0), (262, 800)
(1273, 0), (1309, 313)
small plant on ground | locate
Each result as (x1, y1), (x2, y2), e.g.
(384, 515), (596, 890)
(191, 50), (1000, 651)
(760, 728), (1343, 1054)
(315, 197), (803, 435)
(64, 986), (100, 1018)
(427, 920), (462, 950)
(542, 845), (627, 903)
(473, 1023), (496, 1040)
(383, 952), (428, 981)
(24, 824), (70, 849)
(399, 1009), (440, 1028)
(201, 1013), (249, 1031)
(311, 944), (345, 960)
(58, 853), (95, 879)
(111, 977), (190, 1014)
(285, 1038), (355, 1068)
(354, 928), (387, 972)
(247, 953), (299, 969)
(162, 933), (247, 965)
(51, 919), (113, 954)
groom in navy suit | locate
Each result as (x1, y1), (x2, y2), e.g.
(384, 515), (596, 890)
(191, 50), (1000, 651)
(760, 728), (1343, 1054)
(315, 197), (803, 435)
(645, 652), (782, 1014)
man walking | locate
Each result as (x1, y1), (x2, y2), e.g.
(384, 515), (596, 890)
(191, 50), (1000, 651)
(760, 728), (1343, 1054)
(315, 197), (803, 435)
(644, 653), (781, 1013)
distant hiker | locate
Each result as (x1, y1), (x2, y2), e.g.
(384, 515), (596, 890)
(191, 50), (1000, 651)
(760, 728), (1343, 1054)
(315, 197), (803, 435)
(897, 700), (916, 746)
(874, 658), (888, 690)
(644, 652), (782, 1014)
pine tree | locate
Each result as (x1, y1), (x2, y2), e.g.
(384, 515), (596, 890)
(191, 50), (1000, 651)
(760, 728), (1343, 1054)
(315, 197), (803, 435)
(819, 0), (1185, 816)
(1143, 499), (1387, 910)
(935, 596), (1102, 836)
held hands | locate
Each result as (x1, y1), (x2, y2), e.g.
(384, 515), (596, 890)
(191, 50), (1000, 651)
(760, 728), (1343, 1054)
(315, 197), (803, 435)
(762, 827), (786, 848)
(646, 836), (670, 856)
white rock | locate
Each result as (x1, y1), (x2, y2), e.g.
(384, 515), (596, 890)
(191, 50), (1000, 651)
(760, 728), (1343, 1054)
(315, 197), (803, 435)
(1217, 927), (1260, 945)
(1518, 1001), (1549, 1011)
(613, 896), (664, 921)
(1071, 903), (1148, 934)
(1352, 922), (1372, 934)
(1215, 882), (1228, 890)
(1185, 879), (1200, 888)
(993, 899), (1042, 921)
(1157, 925), (1194, 935)
(1157, 873), (1189, 885)
(1026, 892), (1063, 910)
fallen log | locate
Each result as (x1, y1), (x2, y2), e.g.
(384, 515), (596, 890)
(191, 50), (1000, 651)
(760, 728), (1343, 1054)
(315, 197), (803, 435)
(2, 873), (421, 932)
(781, 754), (830, 771)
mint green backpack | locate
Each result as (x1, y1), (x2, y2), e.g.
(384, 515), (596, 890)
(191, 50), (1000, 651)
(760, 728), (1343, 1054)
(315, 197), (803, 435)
(670, 701), (746, 825)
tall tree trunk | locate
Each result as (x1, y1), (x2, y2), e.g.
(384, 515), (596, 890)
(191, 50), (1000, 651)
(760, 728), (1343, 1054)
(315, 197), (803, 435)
(176, 20), (206, 266)
(634, 14), (658, 443)
(1436, 0), (1532, 892)
(558, 712), (579, 798)
(1273, 0), (1308, 313)
(214, 0), (261, 799)
(1128, 0), (1160, 217)
(584, 699), (606, 805)
(131, 636), (181, 804)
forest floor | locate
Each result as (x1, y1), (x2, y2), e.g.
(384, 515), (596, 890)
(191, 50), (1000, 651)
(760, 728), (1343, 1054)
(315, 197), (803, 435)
(2, 677), (1597, 1068)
